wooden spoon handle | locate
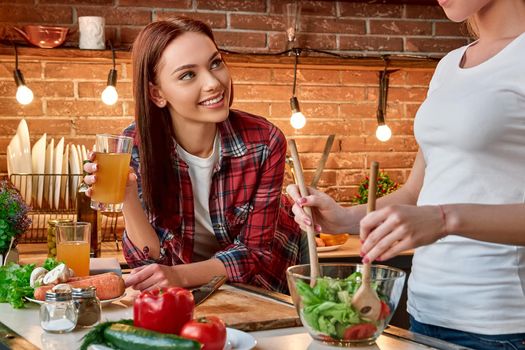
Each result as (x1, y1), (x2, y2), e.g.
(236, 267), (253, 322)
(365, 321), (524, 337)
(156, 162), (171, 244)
(288, 139), (320, 282)
(363, 161), (379, 281)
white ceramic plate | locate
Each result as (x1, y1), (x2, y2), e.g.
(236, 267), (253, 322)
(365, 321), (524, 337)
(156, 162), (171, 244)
(69, 144), (81, 203)
(225, 328), (257, 350)
(81, 144), (88, 163)
(26, 292), (127, 306)
(31, 133), (46, 209)
(44, 138), (54, 208)
(60, 144), (69, 209)
(16, 119), (32, 205)
(75, 144), (84, 171)
(317, 244), (344, 252)
(8, 135), (22, 193)
(53, 137), (64, 209)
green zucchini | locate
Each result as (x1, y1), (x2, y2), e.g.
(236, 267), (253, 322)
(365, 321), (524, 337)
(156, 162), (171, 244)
(103, 323), (201, 350)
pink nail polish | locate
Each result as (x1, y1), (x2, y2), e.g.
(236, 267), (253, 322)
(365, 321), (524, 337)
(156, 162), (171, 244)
(359, 239), (364, 244)
(362, 256), (369, 264)
(359, 251), (364, 257)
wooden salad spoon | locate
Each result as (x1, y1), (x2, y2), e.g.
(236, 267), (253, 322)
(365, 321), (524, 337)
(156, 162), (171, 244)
(288, 139), (320, 286)
(351, 161), (381, 321)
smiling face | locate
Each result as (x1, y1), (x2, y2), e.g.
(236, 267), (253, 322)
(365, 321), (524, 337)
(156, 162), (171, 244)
(149, 31), (231, 128)
(437, 0), (494, 22)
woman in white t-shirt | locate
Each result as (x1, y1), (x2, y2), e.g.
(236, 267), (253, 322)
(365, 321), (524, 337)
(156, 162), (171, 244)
(287, 1), (525, 348)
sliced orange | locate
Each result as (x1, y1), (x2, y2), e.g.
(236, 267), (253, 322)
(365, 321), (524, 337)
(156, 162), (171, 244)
(320, 233), (349, 246)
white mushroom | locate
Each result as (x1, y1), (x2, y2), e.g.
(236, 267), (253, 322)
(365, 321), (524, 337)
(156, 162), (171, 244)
(30, 267), (48, 288)
(43, 264), (70, 285)
(52, 283), (72, 293)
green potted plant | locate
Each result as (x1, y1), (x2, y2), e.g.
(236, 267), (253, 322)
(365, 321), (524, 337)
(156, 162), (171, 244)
(0, 180), (31, 265)
(352, 171), (399, 204)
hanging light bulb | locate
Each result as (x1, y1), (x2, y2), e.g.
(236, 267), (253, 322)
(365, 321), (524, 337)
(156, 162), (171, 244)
(290, 96), (306, 130)
(289, 48), (306, 130)
(12, 43), (33, 105)
(101, 41), (118, 106)
(14, 69), (34, 105)
(376, 123), (392, 142)
(101, 69), (118, 105)
(375, 66), (392, 142)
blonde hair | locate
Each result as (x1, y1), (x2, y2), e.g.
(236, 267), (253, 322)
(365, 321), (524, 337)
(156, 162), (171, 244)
(466, 17), (479, 38)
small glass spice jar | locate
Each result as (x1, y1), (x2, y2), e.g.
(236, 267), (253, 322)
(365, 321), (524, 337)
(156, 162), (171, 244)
(73, 286), (101, 328)
(47, 219), (73, 257)
(40, 290), (78, 333)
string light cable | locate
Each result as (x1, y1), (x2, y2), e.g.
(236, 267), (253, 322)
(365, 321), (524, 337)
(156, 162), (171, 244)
(13, 42), (34, 105)
(101, 40), (118, 105)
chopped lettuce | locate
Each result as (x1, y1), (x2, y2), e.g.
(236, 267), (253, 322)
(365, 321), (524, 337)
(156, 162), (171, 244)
(295, 272), (385, 340)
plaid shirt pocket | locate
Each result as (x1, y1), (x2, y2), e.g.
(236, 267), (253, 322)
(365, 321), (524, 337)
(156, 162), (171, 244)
(225, 202), (253, 228)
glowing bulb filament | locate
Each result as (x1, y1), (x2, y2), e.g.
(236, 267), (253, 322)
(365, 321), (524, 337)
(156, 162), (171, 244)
(16, 85), (34, 105)
(101, 85), (118, 105)
(376, 124), (392, 142)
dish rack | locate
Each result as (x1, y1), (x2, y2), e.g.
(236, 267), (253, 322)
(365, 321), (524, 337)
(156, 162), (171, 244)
(9, 173), (123, 245)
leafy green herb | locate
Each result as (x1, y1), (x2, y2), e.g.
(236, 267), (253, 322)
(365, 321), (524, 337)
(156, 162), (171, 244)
(42, 257), (63, 271)
(0, 262), (36, 308)
(80, 319), (134, 350)
(0, 257), (62, 308)
(0, 181), (31, 254)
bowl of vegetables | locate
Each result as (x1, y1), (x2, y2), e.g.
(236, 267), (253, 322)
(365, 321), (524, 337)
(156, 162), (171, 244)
(286, 263), (406, 347)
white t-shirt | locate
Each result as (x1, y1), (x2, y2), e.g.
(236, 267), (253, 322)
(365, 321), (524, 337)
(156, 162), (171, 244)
(177, 133), (221, 262)
(410, 33), (525, 334)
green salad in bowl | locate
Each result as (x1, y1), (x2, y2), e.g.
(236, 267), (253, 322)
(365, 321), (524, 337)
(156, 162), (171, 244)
(287, 263), (406, 347)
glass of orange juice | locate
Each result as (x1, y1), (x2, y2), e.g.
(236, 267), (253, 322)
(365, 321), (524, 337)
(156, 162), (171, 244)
(56, 222), (91, 276)
(90, 134), (133, 212)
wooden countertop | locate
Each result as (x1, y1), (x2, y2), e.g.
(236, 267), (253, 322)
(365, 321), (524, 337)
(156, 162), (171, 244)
(317, 235), (413, 259)
(17, 241), (127, 267)
(17, 235), (413, 268)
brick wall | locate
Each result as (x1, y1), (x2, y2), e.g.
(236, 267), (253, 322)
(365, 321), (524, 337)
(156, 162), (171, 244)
(0, 0), (469, 55)
(0, 0), (459, 205)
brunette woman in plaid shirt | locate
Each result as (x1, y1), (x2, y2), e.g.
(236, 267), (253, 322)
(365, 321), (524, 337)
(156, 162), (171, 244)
(84, 17), (302, 293)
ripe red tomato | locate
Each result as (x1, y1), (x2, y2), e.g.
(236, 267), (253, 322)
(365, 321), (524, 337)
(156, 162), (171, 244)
(379, 301), (391, 320)
(343, 323), (377, 340)
(180, 316), (227, 350)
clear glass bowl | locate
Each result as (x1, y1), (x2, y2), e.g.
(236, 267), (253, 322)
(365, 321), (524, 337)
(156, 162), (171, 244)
(286, 263), (406, 347)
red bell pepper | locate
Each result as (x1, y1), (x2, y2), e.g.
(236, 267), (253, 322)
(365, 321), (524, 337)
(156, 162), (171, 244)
(134, 287), (194, 335)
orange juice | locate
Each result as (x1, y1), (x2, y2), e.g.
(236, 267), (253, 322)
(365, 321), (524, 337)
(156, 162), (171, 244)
(92, 152), (131, 204)
(56, 241), (90, 276)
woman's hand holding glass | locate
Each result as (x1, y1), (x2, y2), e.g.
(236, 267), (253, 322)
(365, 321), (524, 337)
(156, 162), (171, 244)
(82, 152), (139, 202)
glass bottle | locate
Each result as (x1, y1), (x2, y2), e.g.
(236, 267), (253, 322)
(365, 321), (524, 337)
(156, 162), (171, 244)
(47, 219), (73, 258)
(72, 286), (101, 328)
(40, 290), (77, 333)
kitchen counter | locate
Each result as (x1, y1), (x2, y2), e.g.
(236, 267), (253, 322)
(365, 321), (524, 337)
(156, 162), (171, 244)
(0, 285), (469, 350)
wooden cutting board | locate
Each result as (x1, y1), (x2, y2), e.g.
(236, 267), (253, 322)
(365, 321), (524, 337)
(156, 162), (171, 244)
(195, 288), (301, 332)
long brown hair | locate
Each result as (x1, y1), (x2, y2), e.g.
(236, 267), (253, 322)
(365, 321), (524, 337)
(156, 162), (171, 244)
(131, 17), (218, 221)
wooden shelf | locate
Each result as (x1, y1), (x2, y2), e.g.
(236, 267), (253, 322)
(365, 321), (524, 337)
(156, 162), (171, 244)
(0, 44), (438, 71)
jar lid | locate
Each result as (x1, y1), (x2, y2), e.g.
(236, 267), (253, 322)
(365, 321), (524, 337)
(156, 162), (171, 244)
(72, 286), (97, 298)
(48, 218), (73, 226)
(45, 290), (72, 301)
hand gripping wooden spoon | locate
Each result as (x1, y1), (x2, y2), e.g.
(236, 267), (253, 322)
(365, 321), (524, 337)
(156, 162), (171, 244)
(288, 139), (320, 286)
(351, 161), (381, 322)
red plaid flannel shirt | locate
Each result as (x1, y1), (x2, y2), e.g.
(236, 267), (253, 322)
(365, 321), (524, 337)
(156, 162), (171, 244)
(121, 110), (302, 293)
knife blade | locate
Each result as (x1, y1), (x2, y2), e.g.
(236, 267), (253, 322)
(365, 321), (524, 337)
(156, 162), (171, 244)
(192, 275), (227, 306)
